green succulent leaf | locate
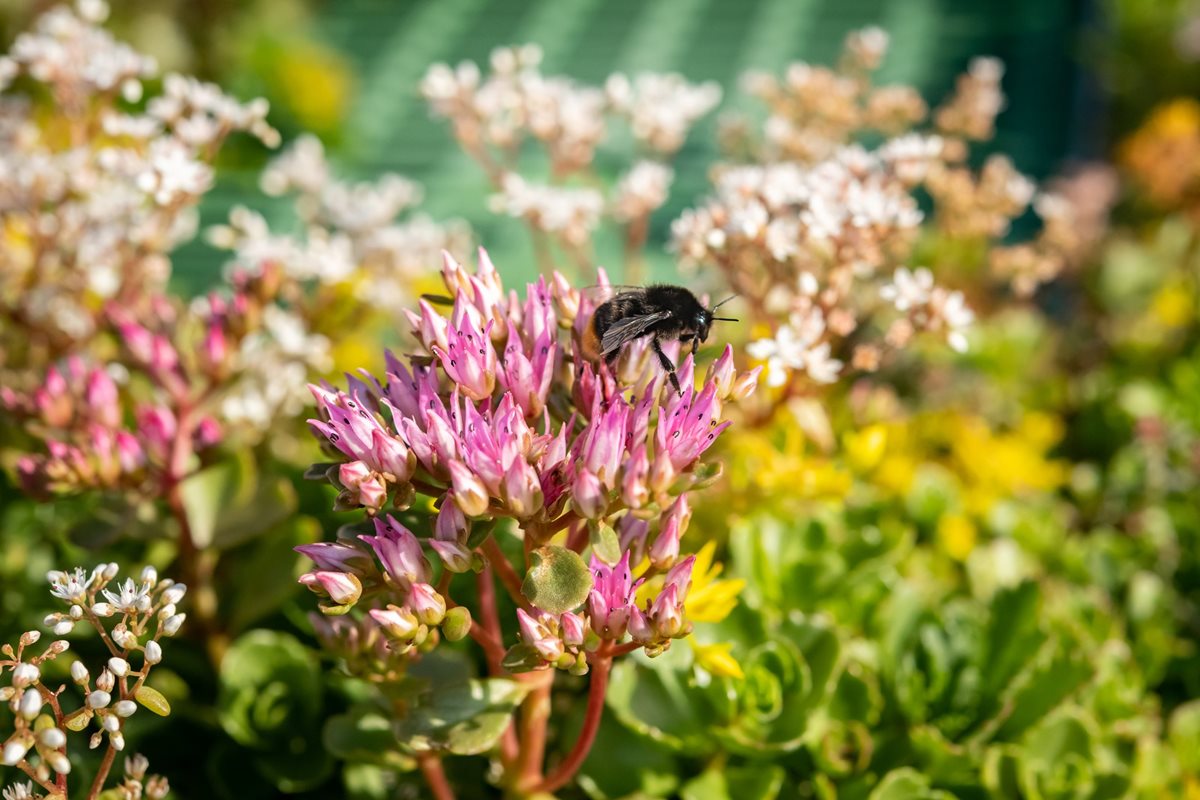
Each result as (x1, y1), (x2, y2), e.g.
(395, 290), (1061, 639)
(522, 544), (593, 614)
(393, 678), (528, 755)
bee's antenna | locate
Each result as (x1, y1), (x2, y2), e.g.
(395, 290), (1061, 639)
(712, 317), (739, 323)
(710, 294), (738, 311)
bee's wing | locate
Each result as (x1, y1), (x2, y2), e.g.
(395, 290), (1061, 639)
(600, 311), (673, 355)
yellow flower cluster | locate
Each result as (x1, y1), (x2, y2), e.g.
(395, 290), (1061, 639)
(1120, 99), (1200, 219)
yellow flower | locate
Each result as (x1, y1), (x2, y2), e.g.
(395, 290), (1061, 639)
(272, 43), (353, 134)
(690, 639), (744, 679)
(843, 423), (888, 473)
(937, 513), (977, 561)
(635, 541), (744, 624)
(1150, 281), (1196, 328)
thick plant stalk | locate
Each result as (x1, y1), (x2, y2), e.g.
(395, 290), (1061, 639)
(536, 647), (613, 793)
(418, 753), (456, 800)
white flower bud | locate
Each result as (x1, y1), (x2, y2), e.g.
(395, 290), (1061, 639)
(103, 563), (120, 581)
(108, 657), (129, 677)
(11, 663), (39, 688)
(2, 739), (30, 765)
(47, 640), (69, 655)
(140, 566), (158, 585)
(69, 605), (83, 620)
(89, 731), (103, 749)
(157, 604), (176, 621)
(44, 613), (61, 627)
(21, 631), (41, 645)
(114, 700), (137, 718)
(87, 690), (112, 709)
(91, 602), (113, 617)
(136, 595), (152, 613)
(70, 661), (89, 684)
(113, 629), (137, 649)
(102, 714), (120, 732)
(110, 732), (125, 751)
(161, 614), (185, 636)
(0, 688), (11, 701)
(162, 584), (186, 605)
(38, 728), (66, 749)
(46, 749), (71, 774)
(53, 620), (75, 636)
(46, 570), (65, 584)
(144, 641), (162, 665)
(96, 669), (115, 692)
(17, 689), (43, 720)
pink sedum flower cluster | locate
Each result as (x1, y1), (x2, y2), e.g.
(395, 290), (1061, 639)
(299, 248), (758, 668)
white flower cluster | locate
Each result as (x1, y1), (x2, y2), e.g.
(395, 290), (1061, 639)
(218, 305), (333, 432)
(748, 307), (844, 386)
(0, 0), (278, 348)
(672, 141), (927, 273)
(611, 161), (674, 223)
(605, 72), (722, 155)
(211, 134), (471, 310)
(880, 266), (974, 352)
(0, 563), (179, 797)
(422, 44), (607, 174)
(489, 173), (604, 247)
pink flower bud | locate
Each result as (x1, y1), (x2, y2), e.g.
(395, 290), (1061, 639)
(85, 369), (120, 428)
(429, 539), (474, 573)
(648, 453), (676, 494)
(502, 459), (543, 519)
(649, 513), (681, 570)
(649, 584), (685, 638)
(731, 366), (763, 401)
(621, 445), (650, 509)
(299, 570), (362, 606)
(360, 515), (430, 584)
(369, 604), (419, 640)
(448, 462), (490, 517)
(572, 468), (607, 519)
(560, 611), (586, 648)
(407, 582), (446, 626)
(434, 500), (469, 544)
(627, 605), (653, 644)
(193, 417), (222, 450)
(137, 406), (177, 460)
(706, 345), (737, 399)
(294, 541), (370, 572)
(114, 432), (144, 472)
(202, 324), (227, 372)
(517, 608), (564, 662)
(370, 429), (413, 481)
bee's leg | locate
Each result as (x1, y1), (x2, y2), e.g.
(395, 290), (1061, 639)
(651, 338), (682, 395)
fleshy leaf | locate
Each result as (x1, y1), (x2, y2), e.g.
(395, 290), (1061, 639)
(522, 545), (593, 614)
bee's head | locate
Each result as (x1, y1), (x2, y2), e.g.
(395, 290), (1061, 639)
(694, 311), (712, 344)
(706, 295), (739, 339)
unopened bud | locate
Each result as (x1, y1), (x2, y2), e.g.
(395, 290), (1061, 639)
(143, 641), (162, 665)
(442, 606), (472, 642)
(87, 690), (112, 709)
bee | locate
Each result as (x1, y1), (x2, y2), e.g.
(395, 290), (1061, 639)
(582, 285), (738, 394)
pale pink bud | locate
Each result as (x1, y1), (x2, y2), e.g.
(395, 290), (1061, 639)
(369, 605), (419, 640)
(299, 570), (362, 606)
(621, 445), (650, 509)
(560, 611), (586, 648)
(502, 459), (543, 519)
(448, 462), (490, 517)
(407, 583), (447, 626)
(572, 468), (607, 519)
(517, 608), (564, 662)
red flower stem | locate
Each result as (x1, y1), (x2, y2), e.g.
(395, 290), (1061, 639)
(87, 742), (117, 800)
(473, 567), (507, 675)
(514, 670), (555, 792)
(417, 752), (456, 800)
(481, 537), (527, 608)
(536, 646), (614, 794)
(473, 567), (520, 767)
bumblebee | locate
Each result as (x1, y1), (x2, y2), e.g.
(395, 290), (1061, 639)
(582, 285), (737, 394)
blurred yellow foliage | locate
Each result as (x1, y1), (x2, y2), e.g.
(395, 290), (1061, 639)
(690, 640), (745, 679)
(271, 42), (353, 134)
(1120, 99), (1200, 216)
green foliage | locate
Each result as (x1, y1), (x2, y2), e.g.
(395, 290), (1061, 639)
(522, 545), (594, 614)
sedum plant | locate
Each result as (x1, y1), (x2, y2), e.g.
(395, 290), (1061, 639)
(1, 564), (183, 800)
(297, 249), (758, 797)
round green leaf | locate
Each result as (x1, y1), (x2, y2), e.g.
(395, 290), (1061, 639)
(522, 545), (593, 614)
